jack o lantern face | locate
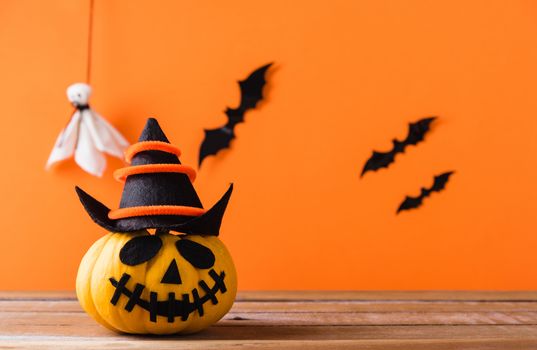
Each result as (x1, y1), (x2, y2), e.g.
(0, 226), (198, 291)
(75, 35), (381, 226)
(76, 231), (237, 334)
(110, 235), (226, 323)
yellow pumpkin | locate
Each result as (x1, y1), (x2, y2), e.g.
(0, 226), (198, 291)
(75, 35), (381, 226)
(76, 231), (237, 334)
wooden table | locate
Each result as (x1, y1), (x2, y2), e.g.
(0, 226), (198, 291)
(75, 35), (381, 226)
(2, 291), (537, 349)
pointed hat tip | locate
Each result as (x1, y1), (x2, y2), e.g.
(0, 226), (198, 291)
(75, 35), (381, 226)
(138, 118), (170, 143)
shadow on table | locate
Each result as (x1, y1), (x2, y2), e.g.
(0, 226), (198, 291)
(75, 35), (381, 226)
(125, 325), (351, 341)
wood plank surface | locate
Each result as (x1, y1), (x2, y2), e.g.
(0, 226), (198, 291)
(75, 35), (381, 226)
(4, 290), (537, 300)
(1, 291), (537, 349)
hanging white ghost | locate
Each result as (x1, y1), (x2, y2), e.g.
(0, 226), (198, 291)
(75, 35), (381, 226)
(46, 83), (130, 177)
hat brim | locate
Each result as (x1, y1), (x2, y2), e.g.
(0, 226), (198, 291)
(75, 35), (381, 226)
(75, 184), (233, 236)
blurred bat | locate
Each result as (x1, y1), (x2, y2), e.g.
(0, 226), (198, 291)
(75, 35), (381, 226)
(361, 117), (436, 177)
(397, 171), (454, 213)
(199, 63), (272, 167)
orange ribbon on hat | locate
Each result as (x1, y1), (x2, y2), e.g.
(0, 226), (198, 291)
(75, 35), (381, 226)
(107, 141), (205, 220)
(114, 164), (197, 182)
(108, 205), (206, 219)
(124, 141), (182, 163)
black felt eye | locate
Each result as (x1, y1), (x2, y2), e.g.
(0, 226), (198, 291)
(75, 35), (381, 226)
(176, 239), (215, 269)
(120, 235), (163, 266)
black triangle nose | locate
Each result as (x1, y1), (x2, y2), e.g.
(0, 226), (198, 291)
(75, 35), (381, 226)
(161, 259), (182, 284)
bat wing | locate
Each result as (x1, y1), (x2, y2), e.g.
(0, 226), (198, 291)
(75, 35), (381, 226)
(405, 116), (436, 146)
(199, 63), (272, 167)
(236, 63), (272, 113)
(397, 195), (423, 213)
(431, 171), (454, 192)
(361, 150), (396, 176)
(199, 128), (235, 166)
(45, 112), (81, 169)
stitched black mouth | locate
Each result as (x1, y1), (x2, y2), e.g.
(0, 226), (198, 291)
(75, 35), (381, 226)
(109, 269), (226, 323)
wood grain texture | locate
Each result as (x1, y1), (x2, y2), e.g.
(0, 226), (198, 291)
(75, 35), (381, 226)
(1, 291), (537, 349)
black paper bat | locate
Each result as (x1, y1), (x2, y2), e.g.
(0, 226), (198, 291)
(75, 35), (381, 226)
(199, 63), (272, 167)
(397, 171), (454, 213)
(361, 117), (436, 177)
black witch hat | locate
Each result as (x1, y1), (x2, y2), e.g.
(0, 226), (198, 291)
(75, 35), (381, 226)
(75, 118), (233, 235)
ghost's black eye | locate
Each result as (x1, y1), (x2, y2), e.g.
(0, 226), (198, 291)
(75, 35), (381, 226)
(176, 239), (215, 269)
(120, 235), (162, 266)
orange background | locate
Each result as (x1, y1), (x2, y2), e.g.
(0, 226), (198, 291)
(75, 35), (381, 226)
(1, 0), (537, 290)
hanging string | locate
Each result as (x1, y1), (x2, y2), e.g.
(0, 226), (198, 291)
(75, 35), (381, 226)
(86, 0), (95, 83)
(60, 0), (94, 147)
